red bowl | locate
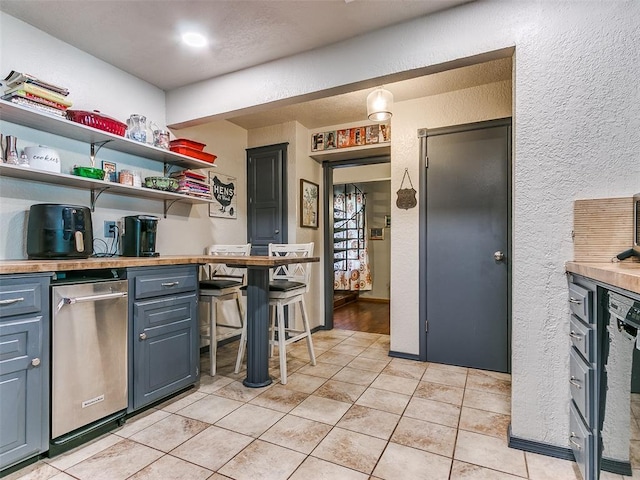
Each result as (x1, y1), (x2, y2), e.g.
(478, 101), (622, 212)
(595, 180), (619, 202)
(169, 138), (206, 151)
(67, 110), (127, 136)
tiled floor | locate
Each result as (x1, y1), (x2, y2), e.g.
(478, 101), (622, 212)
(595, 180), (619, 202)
(6, 329), (639, 480)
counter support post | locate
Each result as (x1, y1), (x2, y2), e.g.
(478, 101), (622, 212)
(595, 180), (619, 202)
(243, 267), (272, 388)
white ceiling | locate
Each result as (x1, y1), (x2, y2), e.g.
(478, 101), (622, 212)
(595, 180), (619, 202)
(0, 0), (513, 129)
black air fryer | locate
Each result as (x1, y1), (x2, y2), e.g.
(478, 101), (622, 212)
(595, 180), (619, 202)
(121, 215), (159, 257)
(27, 204), (93, 259)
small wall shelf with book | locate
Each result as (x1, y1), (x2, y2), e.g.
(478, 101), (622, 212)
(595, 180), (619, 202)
(309, 121), (391, 162)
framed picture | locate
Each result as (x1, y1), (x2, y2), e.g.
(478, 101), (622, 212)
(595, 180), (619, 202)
(384, 215), (391, 228)
(209, 172), (237, 219)
(101, 161), (116, 182)
(370, 227), (384, 240)
(300, 179), (319, 228)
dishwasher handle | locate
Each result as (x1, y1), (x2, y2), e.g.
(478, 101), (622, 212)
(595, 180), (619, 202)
(56, 291), (128, 312)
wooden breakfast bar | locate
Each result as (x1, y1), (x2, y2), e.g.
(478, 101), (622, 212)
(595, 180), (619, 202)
(0, 254), (320, 388)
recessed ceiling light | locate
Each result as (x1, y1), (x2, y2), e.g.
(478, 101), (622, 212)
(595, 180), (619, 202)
(182, 32), (208, 48)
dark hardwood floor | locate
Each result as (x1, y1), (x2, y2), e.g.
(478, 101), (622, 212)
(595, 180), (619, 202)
(333, 299), (390, 335)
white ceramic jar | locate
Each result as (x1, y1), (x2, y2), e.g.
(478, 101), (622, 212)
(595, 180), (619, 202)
(24, 145), (61, 173)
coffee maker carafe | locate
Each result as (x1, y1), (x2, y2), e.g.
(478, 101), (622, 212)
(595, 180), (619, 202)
(122, 215), (159, 257)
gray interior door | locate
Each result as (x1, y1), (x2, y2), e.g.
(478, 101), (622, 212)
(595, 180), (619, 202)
(247, 143), (288, 255)
(424, 120), (511, 373)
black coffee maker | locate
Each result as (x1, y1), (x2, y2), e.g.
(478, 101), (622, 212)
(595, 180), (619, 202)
(121, 215), (159, 257)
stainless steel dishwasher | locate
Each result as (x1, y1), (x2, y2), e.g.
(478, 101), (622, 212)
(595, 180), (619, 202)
(51, 271), (128, 440)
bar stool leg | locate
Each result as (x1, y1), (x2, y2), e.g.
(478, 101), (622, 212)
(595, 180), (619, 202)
(277, 303), (288, 384)
(210, 298), (218, 376)
(300, 297), (316, 365)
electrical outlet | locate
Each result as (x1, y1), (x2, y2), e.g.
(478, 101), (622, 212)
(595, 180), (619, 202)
(104, 221), (116, 238)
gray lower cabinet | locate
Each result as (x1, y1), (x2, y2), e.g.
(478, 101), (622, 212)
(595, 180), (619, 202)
(0, 273), (50, 471)
(567, 275), (600, 480)
(127, 266), (199, 412)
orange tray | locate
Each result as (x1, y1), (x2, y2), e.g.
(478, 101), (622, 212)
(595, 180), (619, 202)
(170, 145), (216, 163)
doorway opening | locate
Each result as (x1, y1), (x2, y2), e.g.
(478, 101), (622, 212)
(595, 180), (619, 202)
(322, 156), (391, 334)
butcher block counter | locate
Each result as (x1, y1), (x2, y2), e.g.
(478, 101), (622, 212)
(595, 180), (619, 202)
(0, 254), (319, 274)
(565, 261), (640, 295)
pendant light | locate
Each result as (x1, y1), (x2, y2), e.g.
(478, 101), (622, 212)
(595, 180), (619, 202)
(366, 87), (393, 122)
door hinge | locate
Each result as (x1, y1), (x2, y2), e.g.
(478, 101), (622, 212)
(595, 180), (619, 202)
(425, 156), (429, 169)
(425, 320), (428, 332)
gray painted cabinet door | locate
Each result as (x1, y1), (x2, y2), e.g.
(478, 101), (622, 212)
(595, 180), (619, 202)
(0, 316), (42, 468)
(132, 293), (198, 410)
(246, 143), (287, 255)
(424, 121), (510, 373)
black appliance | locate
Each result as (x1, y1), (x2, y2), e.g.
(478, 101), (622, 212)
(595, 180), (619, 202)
(27, 203), (93, 259)
(121, 215), (159, 257)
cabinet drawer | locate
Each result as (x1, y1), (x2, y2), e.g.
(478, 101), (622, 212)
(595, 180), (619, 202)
(570, 346), (594, 426)
(570, 400), (593, 480)
(569, 283), (591, 321)
(0, 280), (44, 319)
(133, 267), (197, 299)
(570, 314), (595, 362)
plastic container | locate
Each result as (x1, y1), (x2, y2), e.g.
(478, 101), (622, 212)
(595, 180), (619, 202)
(24, 145), (61, 173)
(73, 166), (105, 179)
(169, 138), (206, 151)
(169, 145), (216, 163)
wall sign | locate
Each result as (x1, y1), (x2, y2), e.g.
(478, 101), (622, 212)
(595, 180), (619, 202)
(209, 172), (237, 219)
(311, 123), (390, 152)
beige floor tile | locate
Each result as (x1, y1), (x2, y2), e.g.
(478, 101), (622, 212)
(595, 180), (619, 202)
(463, 388), (511, 415)
(341, 336), (378, 347)
(525, 452), (582, 480)
(370, 373), (419, 395)
(358, 348), (392, 361)
(2, 461), (61, 480)
(391, 416), (457, 457)
(213, 380), (271, 402)
(170, 425), (253, 471)
(297, 361), (343, 378)
(422, 365), (468, 388)
(289, 394), (351, 425)
(600, 471), (626, 480)
(47, 434), (122, 470)
(311, 427), (387, 474)
(130, 414), (209, 452)
(403, 396), (461, 428)
(316, 350), (357, 366)
(49, 473), (76, 480)
(414, 381), (465, 406)
(450, 460), (525, 479)
(632, 440), (640, 469)
(259, 414), (332, 454)
(313, 379), (366, 403)
(114, 409), (171, 439)
(176, 393), (243, 424)
(355, 387), (410, 415)
(631, 417), (640, 441)
(65, 439), (163, 480)
(336, 404), (400, 440)
(281, 372), (327, 393)
(215, 403), (284, 437)
(372, 442), (452, 480)
(196, 374), (235, 394)
(156, 389), (208, 413)
(383, 358), (428, 380)
(454, 430), (527, 477)
(331, 366), (380, 386)
(469, 368), (511, 382)
(459, 406), (511, 439)
(347, 356), (390, 373)
(466, 369), (511, 396)
(127, 454), (213, 480)
(311, 338), (345, 349)
(218, 439), (306, 480)
(288, 456), (369, 480)
(330, 343), (367, 356)
(428, 362), (469, 376)
(249, 384), (310, 412)
(208, 474), (234, 480)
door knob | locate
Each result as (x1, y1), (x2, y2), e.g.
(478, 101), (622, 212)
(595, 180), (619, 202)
(494, 251), (505, 262)
(275, 229), (280, 234)
(139, 333), (147, 340)
(31, 358), (41, 367)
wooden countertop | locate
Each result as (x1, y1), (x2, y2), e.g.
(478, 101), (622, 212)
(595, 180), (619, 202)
(566, 261), (640, 295)
(0, 255), (320, 275)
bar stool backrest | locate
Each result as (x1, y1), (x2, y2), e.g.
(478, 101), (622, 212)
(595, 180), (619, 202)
(268, 242), (314, 293)
(205, 243), (252, 284)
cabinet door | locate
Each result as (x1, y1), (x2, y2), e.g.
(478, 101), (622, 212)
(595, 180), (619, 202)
(0, 316), (43, 469)
(133, 293), (198, 410)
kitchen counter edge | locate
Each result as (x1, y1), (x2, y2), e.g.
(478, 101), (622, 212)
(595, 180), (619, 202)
(0, 255), (320, 274)
(566, 261), (640, 295)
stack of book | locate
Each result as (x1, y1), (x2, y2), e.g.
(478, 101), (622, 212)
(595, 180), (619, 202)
(170, 169), (211, 198)
(2, 71), (72, 117)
